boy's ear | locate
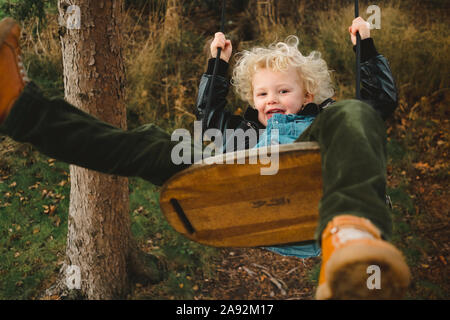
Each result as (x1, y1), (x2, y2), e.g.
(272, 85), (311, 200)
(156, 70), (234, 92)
(305, 92), (314, 104)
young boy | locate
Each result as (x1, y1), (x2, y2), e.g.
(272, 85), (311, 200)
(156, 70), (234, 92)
(197, 17), (410, 299)
(0, 16), (410, 299)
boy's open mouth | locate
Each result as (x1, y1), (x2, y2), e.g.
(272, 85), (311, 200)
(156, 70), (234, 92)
(266, 108), (285, 120)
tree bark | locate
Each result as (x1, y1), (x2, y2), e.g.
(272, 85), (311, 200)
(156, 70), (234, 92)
(57, 0), (130, 299)
(40, 0), (166, 300)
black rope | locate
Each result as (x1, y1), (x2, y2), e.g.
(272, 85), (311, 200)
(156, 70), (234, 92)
(355, 0), (361, 99)
(203, 0), (226, 131)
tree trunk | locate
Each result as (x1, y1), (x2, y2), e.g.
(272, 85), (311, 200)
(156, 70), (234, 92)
(57, 0), (130, 299)
(41, 0), (166, 300)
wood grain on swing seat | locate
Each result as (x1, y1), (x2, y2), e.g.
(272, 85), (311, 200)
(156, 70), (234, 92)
(159, 141), (322, 247)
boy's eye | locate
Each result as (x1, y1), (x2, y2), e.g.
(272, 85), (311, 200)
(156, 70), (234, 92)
(257, 92), (266, 96)
(280, 89), (289, 94)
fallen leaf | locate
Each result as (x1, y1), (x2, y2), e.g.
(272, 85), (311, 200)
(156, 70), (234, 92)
(414, 162), (430, 171)
(58, 180), (67, 187)
(49, 205), (57, 215)
(28, 183), (39, 190)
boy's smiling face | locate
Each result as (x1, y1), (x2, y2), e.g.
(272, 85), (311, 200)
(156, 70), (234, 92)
(252, 67), (313, 127)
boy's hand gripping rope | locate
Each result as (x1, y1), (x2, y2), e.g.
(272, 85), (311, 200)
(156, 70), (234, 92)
(203, 0), (226, 131)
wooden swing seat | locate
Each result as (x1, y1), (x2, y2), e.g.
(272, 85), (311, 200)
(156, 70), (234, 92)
(159, 141), (322, 247)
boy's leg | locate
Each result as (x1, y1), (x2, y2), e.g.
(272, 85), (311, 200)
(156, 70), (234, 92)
(296, 100), (410, 299)
(0, 17), (192, 186)
(298, 99), (391, 239)
(1, 82), (192, 186)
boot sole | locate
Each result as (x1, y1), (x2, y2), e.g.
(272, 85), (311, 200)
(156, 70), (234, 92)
(316, 241), (411, 299)
(0, 18), (18, 48)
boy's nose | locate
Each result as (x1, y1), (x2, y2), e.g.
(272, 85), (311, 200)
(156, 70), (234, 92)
(267, 93), (278, 104)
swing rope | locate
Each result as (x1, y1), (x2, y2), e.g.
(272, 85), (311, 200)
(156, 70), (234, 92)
(355, 0), (361, 99)
(203, 0), (227, 131)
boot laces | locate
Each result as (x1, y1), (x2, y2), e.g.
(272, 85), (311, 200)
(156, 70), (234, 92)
(332, 227), (375, 244)
(17, 54), (30, 83)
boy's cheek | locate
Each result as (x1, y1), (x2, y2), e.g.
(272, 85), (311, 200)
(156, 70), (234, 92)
(258, 113), (268, 127)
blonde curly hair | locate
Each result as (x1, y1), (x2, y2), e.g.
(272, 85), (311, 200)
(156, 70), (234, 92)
(231, 35), (334, 107)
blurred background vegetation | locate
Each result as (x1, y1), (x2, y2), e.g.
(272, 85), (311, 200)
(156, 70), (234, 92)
(0, 0), (448, 299)
(1, 0), (448, 130)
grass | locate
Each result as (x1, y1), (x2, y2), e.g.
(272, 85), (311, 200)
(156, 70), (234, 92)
(413, 280), (447, 300)
(127, 177), (220, 300)
(0, 142), (220, 300)
(306, 261), (321, 286)
(0, 145), (69, 299)
(385, 99), (449, 299)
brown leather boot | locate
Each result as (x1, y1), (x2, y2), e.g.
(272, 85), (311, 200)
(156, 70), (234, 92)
(316, 215), (411, 300)
(0, 18), (29, 124)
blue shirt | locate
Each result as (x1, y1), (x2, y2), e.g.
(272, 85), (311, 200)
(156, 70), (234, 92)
(255, 113), (316, 147)
(253, 113), (321, 259)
